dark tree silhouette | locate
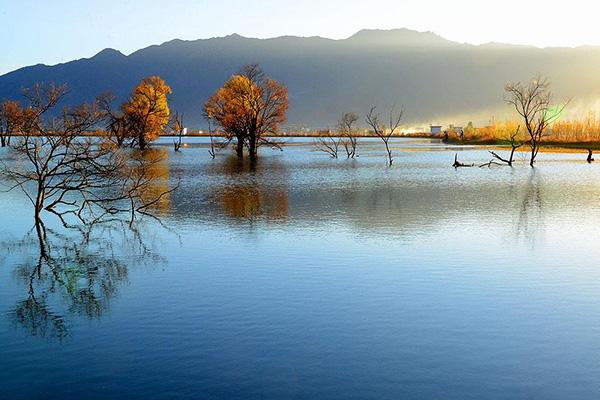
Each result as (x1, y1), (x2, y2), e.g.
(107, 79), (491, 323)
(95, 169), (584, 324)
(0, 83), (177, 255)
(338, 112), (359, 159)
(366, 106), (403, 166)
(505, 76), (567, 167)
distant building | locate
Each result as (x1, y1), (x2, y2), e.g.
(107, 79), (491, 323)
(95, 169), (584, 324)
(430, 125), (442, 135)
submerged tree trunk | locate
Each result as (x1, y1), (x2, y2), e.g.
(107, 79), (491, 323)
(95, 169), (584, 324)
(249, 134), (258, 163)
(384, 141), (393, 166)
(139, 133), (147, 151)
(34, 187), (47, 258)
(508, 147), (516, 166)
(235, 138), (244, 158)
(34, 212), (47, 258)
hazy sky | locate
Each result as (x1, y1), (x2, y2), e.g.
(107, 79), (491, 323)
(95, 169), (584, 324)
(3, 0), (600, 74)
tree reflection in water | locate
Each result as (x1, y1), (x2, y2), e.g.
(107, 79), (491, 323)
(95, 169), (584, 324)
(7, 222), (165, 340)
(135, 148), (172, 216)
(209, 156), (289, 221)
(515, 169), (545, 247)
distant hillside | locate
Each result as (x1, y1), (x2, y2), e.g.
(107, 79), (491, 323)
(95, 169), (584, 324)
(1, 28), (600, 128)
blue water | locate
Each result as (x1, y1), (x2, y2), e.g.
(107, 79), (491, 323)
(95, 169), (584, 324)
(1, 138), (600, 399)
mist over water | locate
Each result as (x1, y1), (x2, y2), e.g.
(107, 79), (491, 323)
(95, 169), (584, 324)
(1, 138), (600, 399)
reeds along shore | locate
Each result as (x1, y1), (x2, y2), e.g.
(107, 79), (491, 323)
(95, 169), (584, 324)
(435, 114), (600, 149)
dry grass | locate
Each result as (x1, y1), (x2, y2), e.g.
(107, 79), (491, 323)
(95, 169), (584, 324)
(550, 112), (600, 143)
(437, 114), (600, 147)
(435, 121), (523, 144)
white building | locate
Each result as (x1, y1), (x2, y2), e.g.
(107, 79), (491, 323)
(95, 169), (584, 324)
(430, 125), (442, 135)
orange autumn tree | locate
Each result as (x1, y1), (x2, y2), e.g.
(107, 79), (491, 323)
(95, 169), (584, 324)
(204, 75), (254, 158)
(0, 100), (27, 147)
(122, 76), (172, 150)
(204, 64), (288, 162)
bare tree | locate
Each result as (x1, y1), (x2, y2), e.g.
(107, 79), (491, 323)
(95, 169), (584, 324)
(203, 115), (231, 160)
(171, 111), (185, 152)
(484, 126), (525, 167)
(366, 106), (403, 166)
(98, 92), (130, 147)
(505, 76), (567, 167)
(453, 154), (474, 168)
(0, 83), (176, 256)
(315, 130), (341, 158)
(338, 112), (359, 159)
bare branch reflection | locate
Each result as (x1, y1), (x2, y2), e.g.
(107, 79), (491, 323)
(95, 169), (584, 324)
(7, 222), (166, 340)
(515, 169), (545, 248)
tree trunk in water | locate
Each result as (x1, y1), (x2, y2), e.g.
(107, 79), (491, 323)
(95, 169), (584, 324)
(0, 135), (5, 147)
(34, 211), (47, 258)
(385, 142), (393, 166)
(508, 146), (517, 167)
(139, 134), (147, 150)
(34, 190), (47, 258)
(235, 138), (244, 159)
(248, 134), (258, 164)
(249, 135), (257, 164)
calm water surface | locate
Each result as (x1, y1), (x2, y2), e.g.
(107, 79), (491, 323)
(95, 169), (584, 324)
(1, 138), (600, 399)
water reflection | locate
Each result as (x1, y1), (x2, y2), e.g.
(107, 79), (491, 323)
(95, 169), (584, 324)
(136, 148), (172, 215)
(6, 224), (164, 340)
(174, 148), (566, 241)
(3, 139), (600, 398)
(206, 156), (289, 221)
(217, 186), (289, 220)
(516, 169), (545, 247)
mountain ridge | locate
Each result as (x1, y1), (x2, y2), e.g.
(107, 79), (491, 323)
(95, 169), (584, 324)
(1, 29), (600, 128)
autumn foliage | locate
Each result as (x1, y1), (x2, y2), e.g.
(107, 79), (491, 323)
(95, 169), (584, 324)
(0, 100), (27, 147)
(204, 64), (288, 161)
(121, 76), (172, 150)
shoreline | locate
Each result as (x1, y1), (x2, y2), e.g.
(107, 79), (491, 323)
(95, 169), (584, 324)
(5, 132), (599, 152)
(162, 133), (600, 151)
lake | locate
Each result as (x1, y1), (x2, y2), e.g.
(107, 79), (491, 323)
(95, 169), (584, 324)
(1, 137), (600, 399)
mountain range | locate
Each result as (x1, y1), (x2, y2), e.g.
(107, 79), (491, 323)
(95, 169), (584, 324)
(1, 28), (600, 128)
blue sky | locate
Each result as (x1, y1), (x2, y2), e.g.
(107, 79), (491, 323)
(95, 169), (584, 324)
(2, 0), (600, 75)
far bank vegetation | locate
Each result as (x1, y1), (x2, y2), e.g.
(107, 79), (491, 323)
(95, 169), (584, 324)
(3, 70), (600, 168)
